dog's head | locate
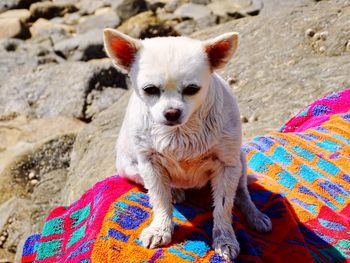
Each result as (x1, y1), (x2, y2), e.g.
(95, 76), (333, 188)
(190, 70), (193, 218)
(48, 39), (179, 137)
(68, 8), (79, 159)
(103, 29), (238, 127)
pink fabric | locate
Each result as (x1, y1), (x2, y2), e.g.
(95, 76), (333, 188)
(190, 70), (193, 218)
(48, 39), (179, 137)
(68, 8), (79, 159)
(281, 88), (350, 133)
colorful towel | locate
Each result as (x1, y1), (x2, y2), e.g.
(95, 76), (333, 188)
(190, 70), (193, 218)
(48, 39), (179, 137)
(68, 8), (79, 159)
(22, 89), (350, 263)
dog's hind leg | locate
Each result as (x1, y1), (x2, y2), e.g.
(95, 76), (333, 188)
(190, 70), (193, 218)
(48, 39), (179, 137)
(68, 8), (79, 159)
(235, 150), (272, 233)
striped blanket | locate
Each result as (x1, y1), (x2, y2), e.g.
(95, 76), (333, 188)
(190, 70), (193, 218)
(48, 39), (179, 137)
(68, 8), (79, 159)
(22, 89), (350, 263)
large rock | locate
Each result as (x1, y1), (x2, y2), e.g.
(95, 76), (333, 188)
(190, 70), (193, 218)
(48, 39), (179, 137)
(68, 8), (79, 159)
(0, 197), (33, 260)
(173, 3), (217, 30)
(76, 9), (121, 34)
(29, 18), (75, 39)
(192, 0), (350, 138)
(113, 0), (148, 22)
(29, 1), (78, 20)
(85, 87), (128, 120)
(117, 10), (177, 38)
(62, 90), (132, 204)
(0, 114), (86, 203)
(0, 113), (85, 261)
(174, 19), (197, 35)
(174, 3), (213, 20)
(78, 0), (112, 15)
(0, 17), (29, 39)
(0, 60), (128, 120)
(164, 0), (188, 12)
(54, 29), (106, 61)
(0, 43), (39, 77)
(0, 0), (39, 13)
(0, 114), (85, 155)
(78, 0), (146, 21)
(207, 0), (262, 23)
(0, 36), (63, 67)
(29, 169), (68, 232)
(0, 9), (30, 22)
(117, 11), (158, 38)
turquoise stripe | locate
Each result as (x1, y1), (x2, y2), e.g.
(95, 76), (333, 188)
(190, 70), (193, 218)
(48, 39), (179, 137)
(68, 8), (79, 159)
(168, 247), (196, 261)
(317, 159), (340, 176)
(277, 171), (298, 190)
(316, 139), (341, 152)
(297, 165), (325, 183)
(248, 152), (274, 173)
(292, 146), (315, 161)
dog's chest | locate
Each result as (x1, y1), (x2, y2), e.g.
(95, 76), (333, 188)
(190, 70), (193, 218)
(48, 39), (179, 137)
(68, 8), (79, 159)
(165, 151), (221, 189)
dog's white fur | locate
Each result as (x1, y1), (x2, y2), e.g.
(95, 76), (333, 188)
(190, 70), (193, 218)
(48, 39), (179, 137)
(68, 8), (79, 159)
(103, 29), (272, 260)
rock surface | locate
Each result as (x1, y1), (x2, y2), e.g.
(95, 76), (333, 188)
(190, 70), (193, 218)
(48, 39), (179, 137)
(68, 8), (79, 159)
(76, 10), (121, 34)
(193, 0), (350, 138)
(0, 60), (128, 120)
(0, 114), (85, 203)
(62, 90), (132, 204)
(0, 0), (39, 13)
(0, 17), (29, 39)
(29, 18), (75, 38)
(29, 1), (78, 20)
(0, 9), (30, 22)
(0, 114), (85, 259)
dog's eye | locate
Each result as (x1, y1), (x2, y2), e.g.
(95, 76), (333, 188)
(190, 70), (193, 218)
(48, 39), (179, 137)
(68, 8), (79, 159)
(182, 84), (200, 96)
(143, 85), (160, 96)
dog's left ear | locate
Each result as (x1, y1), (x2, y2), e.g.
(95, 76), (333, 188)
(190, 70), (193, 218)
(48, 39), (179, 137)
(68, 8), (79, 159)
(103, 29), (142, 73)
(203, 32), (239, 71)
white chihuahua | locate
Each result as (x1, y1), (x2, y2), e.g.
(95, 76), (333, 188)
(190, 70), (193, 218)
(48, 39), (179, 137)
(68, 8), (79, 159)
(103, 29), (272, 260)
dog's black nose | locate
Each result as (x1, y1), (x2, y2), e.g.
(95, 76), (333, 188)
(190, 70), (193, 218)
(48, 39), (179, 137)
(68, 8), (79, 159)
(164, 109), (181, 122)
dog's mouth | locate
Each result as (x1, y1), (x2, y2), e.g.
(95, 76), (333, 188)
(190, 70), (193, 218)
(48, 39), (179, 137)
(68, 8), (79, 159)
(164, 121), (182, 127)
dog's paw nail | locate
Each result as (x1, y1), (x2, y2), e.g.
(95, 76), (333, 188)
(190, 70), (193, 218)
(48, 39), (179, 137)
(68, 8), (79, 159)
(140, 226), (172, 249)
(249, 212), (272, 233)
(172, 188), (185, 203)
(213, 237), (240, 260)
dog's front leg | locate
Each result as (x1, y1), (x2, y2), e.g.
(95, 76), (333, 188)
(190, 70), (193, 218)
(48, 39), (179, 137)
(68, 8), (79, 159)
(138, 157), (173, 249)
(211, 165), (241, 260)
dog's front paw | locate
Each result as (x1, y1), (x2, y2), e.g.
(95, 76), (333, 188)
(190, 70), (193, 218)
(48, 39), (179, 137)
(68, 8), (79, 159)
(247, 211), (272, 233)
(140, 225), (172, 249)
(213, 236), (240, 261)
(172, 188), (185, 204)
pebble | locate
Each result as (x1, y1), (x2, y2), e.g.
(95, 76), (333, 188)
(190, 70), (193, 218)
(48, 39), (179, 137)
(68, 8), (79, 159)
(9, 244), (17, 253)
(249, 115), (258, 122)
(319, 46), (326, 53)
(313, 32), (321, 40)
(320, 31), (328, 41)
(30, 179), (39, 186)
(2, 231), (8, 237)
(345, 41), (350, 51)
(241, 115), (249, 123)
(228, 77), (237, 85)
(305, 28), (315, 37)
(28, 171), (36, 179)
(0, 236), (6, 241)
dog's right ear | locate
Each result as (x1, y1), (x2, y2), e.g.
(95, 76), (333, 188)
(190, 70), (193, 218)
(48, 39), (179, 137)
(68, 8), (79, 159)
(103, 29), (141, 73)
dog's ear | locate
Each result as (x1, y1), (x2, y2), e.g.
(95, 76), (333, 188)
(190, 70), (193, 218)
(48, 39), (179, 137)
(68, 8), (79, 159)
(103, 29), (141, 73)
(203, 32), (238, 70)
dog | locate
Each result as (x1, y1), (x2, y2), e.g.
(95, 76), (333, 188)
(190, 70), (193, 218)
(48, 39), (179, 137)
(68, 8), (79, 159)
(103, 28), (272, 260)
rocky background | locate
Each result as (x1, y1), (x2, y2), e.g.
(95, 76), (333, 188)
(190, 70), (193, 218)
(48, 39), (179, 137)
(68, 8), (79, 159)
(0, 0), (349, 261)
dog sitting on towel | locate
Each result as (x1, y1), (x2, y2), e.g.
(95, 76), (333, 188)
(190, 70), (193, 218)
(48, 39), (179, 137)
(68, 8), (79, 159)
(103, 29), (272, 260)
